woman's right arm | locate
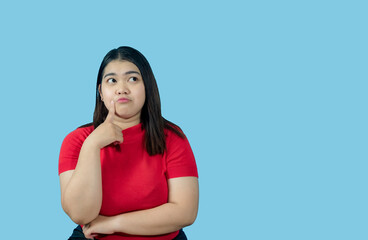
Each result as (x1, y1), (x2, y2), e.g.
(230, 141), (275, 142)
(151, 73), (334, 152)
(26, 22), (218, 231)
(60, 137), (103, 225)
(60, 101), (123, 225)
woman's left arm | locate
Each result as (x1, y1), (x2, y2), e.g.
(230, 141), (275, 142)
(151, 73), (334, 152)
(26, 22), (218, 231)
(83, 176), (199, 238)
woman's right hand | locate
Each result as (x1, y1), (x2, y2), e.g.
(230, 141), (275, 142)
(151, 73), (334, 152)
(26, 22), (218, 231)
(87, 100), (124, 149)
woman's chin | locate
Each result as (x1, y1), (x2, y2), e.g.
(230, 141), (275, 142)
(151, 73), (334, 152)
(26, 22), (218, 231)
(115, 112), (141, 122)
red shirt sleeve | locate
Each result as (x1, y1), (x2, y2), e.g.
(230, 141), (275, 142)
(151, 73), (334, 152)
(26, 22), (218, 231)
(165, 130), (198, 179)
(58, 126), (93, 175)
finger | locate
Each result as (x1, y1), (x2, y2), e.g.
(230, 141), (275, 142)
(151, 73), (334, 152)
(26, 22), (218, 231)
(82, 224), (88, 231)
(113, 138), (123, 145)
(84, 230), (94, 239)
(105, 100), (115, 122)
(113, 132), (124, 145)
(84, 229), (97, 239)
(87, 234), (96, 240)
(116, 134), (124, 143)
(115, 127), (124, 143)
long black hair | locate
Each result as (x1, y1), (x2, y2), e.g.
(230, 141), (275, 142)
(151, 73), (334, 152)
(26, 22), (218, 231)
(91, 46), (184, 155)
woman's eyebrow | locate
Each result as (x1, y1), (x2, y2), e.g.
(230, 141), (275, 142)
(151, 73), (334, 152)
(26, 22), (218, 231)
(103, 71), (140, 79)
(124, 71), (141, 75)
(103, 72), (117, 79)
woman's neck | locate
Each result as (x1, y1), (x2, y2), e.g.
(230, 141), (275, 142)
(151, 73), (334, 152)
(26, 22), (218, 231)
(113, 114), (141, 130)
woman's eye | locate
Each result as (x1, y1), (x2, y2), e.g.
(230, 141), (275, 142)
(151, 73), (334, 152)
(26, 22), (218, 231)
(107, 78), (116, 83)
(128, 77), (138, 82)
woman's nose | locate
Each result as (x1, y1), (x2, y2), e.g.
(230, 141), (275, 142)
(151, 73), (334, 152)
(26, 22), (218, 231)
(116, 82), (129, 94)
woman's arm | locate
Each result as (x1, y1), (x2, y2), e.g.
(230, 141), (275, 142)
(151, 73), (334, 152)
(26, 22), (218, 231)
(60, 101), (123, 225)
(59, 138), (103, 225)
(83, 177), (199, 238)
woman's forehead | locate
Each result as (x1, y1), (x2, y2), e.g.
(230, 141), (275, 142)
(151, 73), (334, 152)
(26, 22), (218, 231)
(105, 60), (139, 71)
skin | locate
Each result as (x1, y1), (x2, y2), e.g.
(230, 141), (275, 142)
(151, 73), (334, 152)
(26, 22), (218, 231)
(59, 60), (199, 239)
(99, 60), (146, 130)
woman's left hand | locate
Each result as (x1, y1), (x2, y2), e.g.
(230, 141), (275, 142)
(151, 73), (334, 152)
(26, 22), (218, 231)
(83, 215), (116, 239)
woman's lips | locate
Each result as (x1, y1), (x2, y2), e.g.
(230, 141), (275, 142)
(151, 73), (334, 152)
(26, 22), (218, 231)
(117, 98), (130, 103)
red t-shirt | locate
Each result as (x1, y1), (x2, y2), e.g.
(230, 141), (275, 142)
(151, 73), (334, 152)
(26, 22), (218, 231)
(59, 123), (198, 240)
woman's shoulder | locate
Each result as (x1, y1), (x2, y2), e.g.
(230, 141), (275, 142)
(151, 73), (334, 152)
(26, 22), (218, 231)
(164, 120), (186, 140)
(164, 121), (191, 150)
(63, 123), (94, 144)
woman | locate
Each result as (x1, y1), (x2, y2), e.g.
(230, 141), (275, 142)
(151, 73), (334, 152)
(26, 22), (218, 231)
(59, 46), (199, 240)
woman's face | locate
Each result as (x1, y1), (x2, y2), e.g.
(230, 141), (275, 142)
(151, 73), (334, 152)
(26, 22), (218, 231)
(99, 60), (146, 122)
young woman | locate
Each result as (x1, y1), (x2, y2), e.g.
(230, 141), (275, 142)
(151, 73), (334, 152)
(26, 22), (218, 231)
(59, 46), (199, 240)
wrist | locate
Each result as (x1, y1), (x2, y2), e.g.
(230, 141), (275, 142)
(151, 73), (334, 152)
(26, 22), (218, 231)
(111, 214), (124, 233)
(84, 135), (102, 150)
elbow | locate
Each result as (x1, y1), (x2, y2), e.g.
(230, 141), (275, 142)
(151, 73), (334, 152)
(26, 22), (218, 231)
(61, 196), (101, 225)
(182, 219), (195, 228)
(69, 214), (86, 225)
(70, 216), (93, 226)
(187, 214), (198, 227)
(181, 209), (198, 227)
(62, 202), (99, 225)
(68, 211), (99, 225)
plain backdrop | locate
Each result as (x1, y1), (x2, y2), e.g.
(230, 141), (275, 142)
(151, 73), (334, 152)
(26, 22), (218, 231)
(0, 1), (367, 239)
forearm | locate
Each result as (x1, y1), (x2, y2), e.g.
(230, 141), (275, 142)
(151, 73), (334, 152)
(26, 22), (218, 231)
(111, 202), (197, 236)
(82, 177), (199, 239)
(62, 138), (102, 224)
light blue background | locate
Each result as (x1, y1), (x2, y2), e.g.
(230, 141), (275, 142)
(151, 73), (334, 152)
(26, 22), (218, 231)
(0, 1), (367, 239)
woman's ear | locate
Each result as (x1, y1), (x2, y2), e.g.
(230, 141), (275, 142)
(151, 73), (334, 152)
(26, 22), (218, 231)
(98, 84), (104, 101)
